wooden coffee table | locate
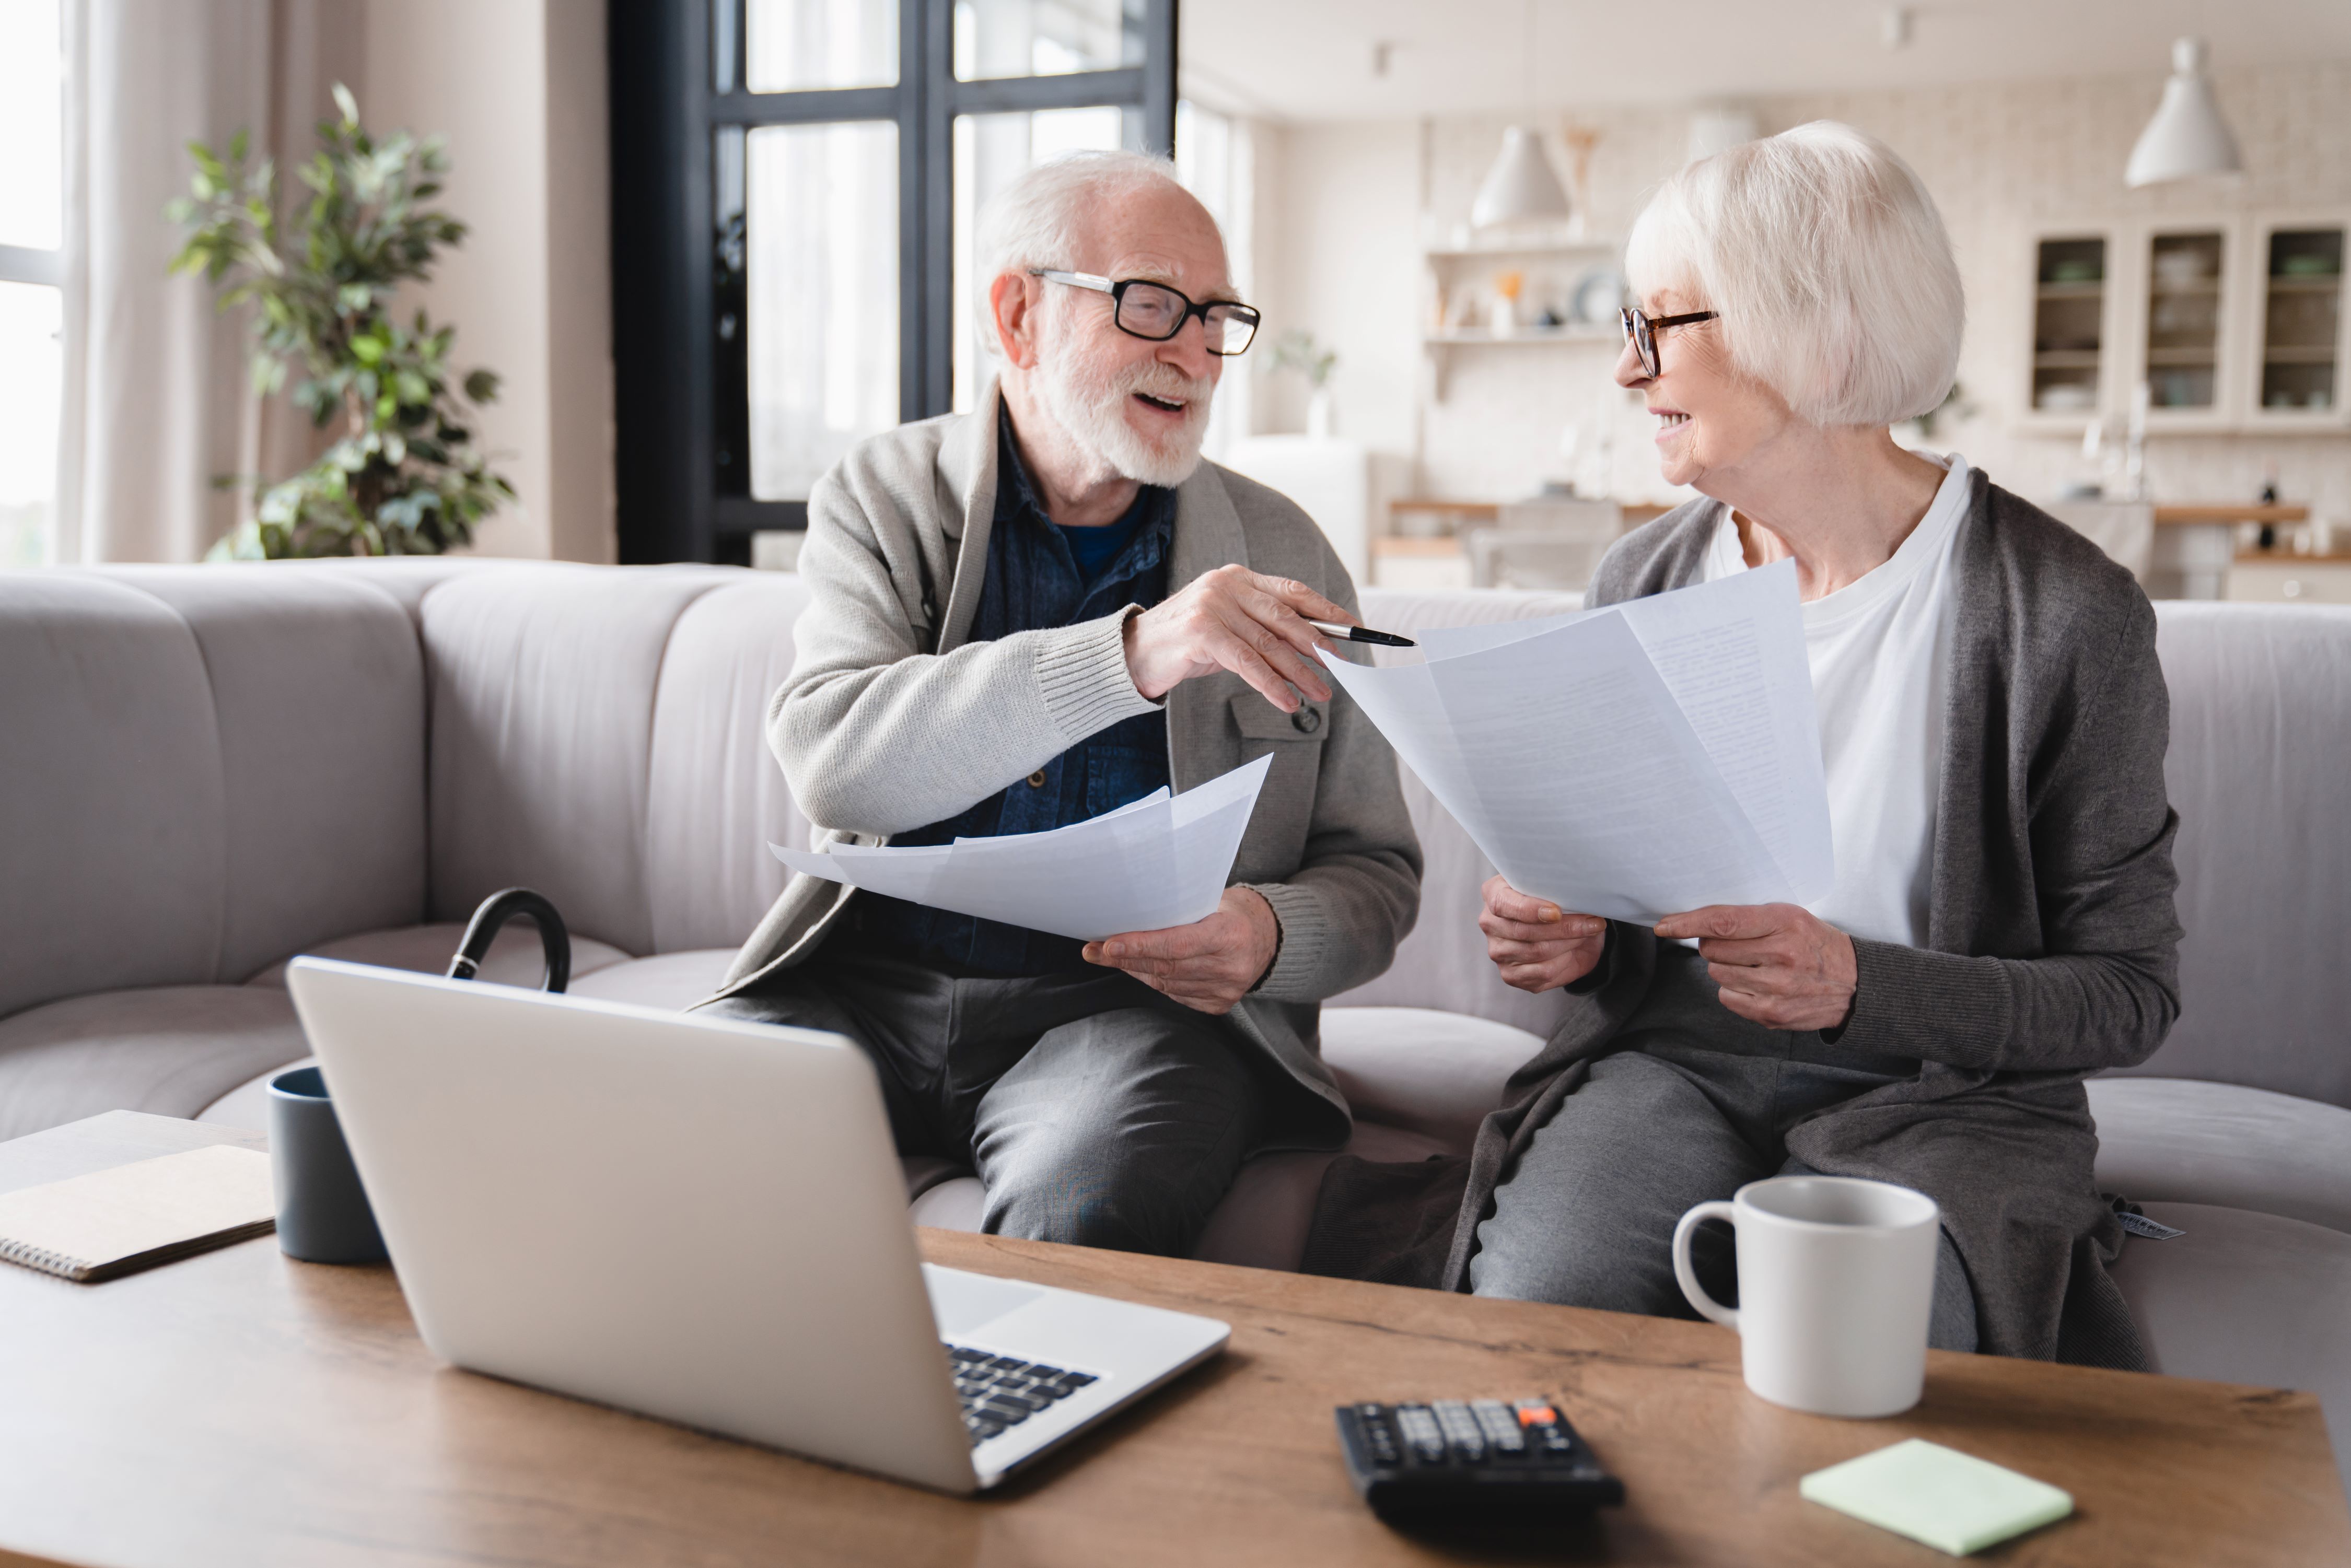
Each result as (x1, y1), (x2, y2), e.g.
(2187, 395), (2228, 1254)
(0, 1112), (2341, 1567)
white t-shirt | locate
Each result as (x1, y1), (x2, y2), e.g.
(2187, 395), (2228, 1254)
(1700, 454), (1973, 949)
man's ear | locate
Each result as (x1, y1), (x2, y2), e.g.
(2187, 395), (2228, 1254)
(988, 272), (1042, 369)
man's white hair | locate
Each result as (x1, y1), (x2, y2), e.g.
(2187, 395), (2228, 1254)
(974, 149), (1220, 359)
(1625, 121), (1963, 428)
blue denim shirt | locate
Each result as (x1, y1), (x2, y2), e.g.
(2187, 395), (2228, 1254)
(845, 409), (1175, 976)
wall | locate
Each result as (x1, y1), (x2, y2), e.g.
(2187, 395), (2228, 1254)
(1252, 58), (2351, 526)
(364, 0), (613, 562)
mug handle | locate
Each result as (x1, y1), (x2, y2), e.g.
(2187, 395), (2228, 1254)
(1672, 1200), (1740, 1331)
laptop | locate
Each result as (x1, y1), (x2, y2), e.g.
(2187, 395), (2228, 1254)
(282, 957), (1230, 1494)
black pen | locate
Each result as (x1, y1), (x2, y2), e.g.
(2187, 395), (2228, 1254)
(1309, 621), (1417, 648)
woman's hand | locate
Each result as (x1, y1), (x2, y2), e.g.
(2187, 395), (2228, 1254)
(1653, 904), (1857, 1032)
(1480, 876), (1608, 993)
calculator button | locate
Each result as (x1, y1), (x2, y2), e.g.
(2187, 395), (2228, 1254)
(1471, 1400), (1526, 1453)
(1433, 1401), (1487, 1462)
(1394, 1405), (1447, 1464)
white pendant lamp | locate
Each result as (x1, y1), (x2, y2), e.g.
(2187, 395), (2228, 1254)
(2125, 38), (2243, 188)
(1472, 0), (1570, 230)
(1472, 127), (1571, 228)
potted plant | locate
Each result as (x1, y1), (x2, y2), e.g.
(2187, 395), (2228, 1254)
(1271, 330), (1339, 438)
(170, 85), (511, 558)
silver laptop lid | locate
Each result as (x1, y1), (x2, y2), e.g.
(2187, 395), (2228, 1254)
(283, 958), (979, 1493)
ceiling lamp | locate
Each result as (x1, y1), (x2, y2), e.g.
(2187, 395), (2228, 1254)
(1472, 0), (1571, 231)
(1472, 127), (1571, 229)
(2125, 38), (2243, 188)
(1686, 108), (1759, 166)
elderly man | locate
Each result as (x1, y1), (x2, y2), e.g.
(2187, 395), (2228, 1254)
(702, 150), (1421, 1259)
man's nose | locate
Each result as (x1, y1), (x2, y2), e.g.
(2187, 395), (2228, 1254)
(1158, 315), (1217, 380)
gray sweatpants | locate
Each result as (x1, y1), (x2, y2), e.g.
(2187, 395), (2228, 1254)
(1471, 944), (1981, 1353)
(705, 940), (1268, 1258)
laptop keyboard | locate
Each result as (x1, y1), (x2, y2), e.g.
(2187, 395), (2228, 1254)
(947, 1343), (1098, 1446)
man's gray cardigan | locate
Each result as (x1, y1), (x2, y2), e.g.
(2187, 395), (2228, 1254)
(706, 393), (1423, 1148)
(1309, 470), (2181, 1370)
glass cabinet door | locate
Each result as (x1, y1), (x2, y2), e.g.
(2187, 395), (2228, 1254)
(2031, 237), (2106, 418)
(2144, 230), (2225, 412)
(2259, 227), (2344, 417)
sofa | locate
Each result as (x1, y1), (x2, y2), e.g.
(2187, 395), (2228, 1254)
(4, 560), (2346, 1491)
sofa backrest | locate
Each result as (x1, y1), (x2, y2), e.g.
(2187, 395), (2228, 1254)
(9, 565), (2341, 1110)
(0, 567), (430, 1017)
(2131, 603), (2351, 1107)
(413, 565), (811, 955)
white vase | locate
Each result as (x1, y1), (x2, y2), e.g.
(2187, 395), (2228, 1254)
(1306, 388), (1334, 439)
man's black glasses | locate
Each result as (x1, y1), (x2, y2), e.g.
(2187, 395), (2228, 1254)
(1620, 306), (1719, 378)
(1030, 270), (1262, 356)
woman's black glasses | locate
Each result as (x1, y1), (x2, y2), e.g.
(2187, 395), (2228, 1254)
(1030, 270), (1262, 356)
(1620, 306), (1719, 378)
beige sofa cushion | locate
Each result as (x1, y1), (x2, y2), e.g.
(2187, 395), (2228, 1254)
(0, 987), (309, 1141)
(420, 566), (742, 951)
(1320, 1005), (1545, 1154)
(2132, 603), (2351, 1107)
(644, 577), (816, 954)
(2089, 1076), (2351, 1234)
(1, 575), (228, 1019)
(2109, 1201), (2351, 1499)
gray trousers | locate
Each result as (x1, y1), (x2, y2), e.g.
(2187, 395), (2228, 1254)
(706, 940), (1267, 1258)
(1471, 945), (1981, 1353)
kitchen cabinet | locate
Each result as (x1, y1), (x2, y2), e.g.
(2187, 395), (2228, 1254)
(2226, 556), (2351, 605)
(2018, 212), (2349, 434)
(2020, 228), (2119, 434)
(2246, 215), (2348, 432)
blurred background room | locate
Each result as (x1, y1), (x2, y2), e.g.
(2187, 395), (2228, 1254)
(1, 1), (2346, 605)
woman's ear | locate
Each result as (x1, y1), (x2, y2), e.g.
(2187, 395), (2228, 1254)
(988, 272), (1042, 369)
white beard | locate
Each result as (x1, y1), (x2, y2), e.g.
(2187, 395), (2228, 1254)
(1037, 323), (1216, 489)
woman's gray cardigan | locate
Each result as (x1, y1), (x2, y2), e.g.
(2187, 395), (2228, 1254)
(1330, 469), (2182, 1370)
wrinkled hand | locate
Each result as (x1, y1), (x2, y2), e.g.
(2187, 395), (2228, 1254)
(1480, 875), (1608, 993)
(1083, 886), (1279, 1015)
(1653, 904), (1857, 1032)
(1122, 564), (1353, 713)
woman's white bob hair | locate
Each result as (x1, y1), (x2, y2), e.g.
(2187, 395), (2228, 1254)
(973, 149), (1221, 360)
(1624, 121), (1963, 428)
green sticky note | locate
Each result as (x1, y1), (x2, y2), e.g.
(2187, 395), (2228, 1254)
(1800, 1438), (2074, 1555)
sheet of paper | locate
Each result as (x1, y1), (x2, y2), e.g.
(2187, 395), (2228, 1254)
(771, 755), (1274, 941)
(1321, 563), (1831, 923)
(1613, 560), (1832, 899)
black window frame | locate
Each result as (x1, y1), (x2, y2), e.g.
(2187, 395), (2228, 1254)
(611, 0), (1179, 564)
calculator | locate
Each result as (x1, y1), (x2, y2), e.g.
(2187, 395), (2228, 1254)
(1333, 1399), (1624, 1524)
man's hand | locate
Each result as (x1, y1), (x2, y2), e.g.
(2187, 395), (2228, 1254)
(1123, 564), (1354, 713)
(1652, 904), (1857, 1032)
(1480, 875), (1608, 993)
(1082, 886), (1279, 1015)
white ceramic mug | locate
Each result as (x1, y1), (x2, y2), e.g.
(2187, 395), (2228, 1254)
(1672, 1175), (1940, 1418)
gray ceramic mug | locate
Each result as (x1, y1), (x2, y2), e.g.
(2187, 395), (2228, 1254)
(267, 1065), (389, 1264)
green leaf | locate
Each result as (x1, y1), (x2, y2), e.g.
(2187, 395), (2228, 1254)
(462, 368), (499, 404)
(332, 81), (358, 126)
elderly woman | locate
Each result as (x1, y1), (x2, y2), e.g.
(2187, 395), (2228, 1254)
(1454, 122), (2180, 1366)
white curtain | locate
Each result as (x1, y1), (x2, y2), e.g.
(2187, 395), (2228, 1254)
(55, 0), (362, 563)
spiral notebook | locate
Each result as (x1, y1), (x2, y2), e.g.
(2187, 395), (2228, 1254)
(0, 1145), (277, 1283)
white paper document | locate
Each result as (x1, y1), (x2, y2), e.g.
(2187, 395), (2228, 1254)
(1321, 559), (1834, 923)
(771, 754), (1274, 941)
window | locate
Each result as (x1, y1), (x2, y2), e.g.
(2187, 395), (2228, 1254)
(610, 0), (1176, 563)
(0, 0), (65, 567)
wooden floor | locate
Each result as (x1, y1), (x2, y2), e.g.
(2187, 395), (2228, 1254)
(0, 1113), (2342, 1566)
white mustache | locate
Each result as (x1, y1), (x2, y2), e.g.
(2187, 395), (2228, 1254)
(1115, 364), (1214, 407)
